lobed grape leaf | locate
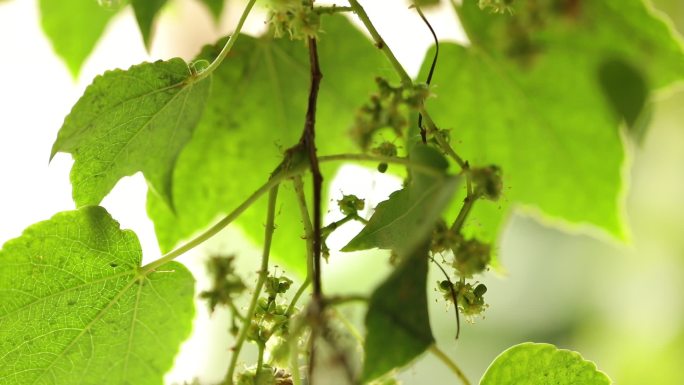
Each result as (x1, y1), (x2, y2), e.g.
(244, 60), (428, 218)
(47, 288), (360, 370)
(38, 0), (124, 77)
(343, 145), (459, 257)
(419, 0), (684, 245)
(362, 243), (434, 382)
(0, 206), (195, 385)
(131, 0), (168, 49)
(480, 342), (611, 385)
(146, 16), (390, 275)
(51, 58), (211, 210)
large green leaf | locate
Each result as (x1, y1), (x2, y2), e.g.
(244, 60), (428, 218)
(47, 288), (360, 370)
(146, 16), (389, 275)
(52, 59), (211, 209)
(343, 145), (459, 257)
(0, 206), (194, 385)
(419, 0), (684, 244)
(362, 243), (434, 382)
(480, 343), (611, 385)
(39, 0), (124, 77)
(131, 0), (169, 49)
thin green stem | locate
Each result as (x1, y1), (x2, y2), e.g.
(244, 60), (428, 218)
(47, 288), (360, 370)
(315, 5), (353, 14)
(318, 153), (444, 178)
(331, 307), (363, 345)
(195, 0), (257, 81)
(451, 194), (476, 233)
(255, 341), (266, 384)
(347, 0), (469, 173)
(347, 0), (413, 86)
(141, 176), (282, 274)
(418, 106), (467, 169)
(223, 186), (280, 385)
(287, 176), (314, 316)
(429, 345), (472, 385)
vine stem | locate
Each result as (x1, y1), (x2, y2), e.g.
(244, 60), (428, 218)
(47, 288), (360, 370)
(140, 176), (282, 274)
(195, 0), (257, 81)
(223, 186), (279, 385)
(287, 176), (314, 316)
(139, 152), (446, 275)
(346, 0), (413, 87)
(347, 0), (468, 171)
(429, 345), (472, 385)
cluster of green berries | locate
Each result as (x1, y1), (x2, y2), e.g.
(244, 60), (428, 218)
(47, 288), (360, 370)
(247, 275), (293, 344)
(431, 221), (492, 278)
(438, 280), (489, 319)
(266, 0), (320, 40)
(471, 165), (504, 201)
(200, 255), (246, 313)
(337, 194), (365, 216)
(371, 141), (398, 173)
(236, 365), (293, 385)
(352, 78), (431, 150)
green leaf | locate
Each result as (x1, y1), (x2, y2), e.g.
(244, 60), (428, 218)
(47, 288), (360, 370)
(343, 145), (459, 256)
(131, 0), (169, 49)
(198, 0), (224, 21)
(52, 58), (211, 209)
(597, 58), (650, 141)
(146, 16), (389, 275)
(362, 243), (434, 382)
(420, 0), (684, 244)
(39, 0), (124, 77)
(480, 343), (611, 385)
(0, 206), (195, 385)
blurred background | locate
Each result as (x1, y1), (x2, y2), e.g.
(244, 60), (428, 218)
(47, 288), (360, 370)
(0, 0), (682, 384)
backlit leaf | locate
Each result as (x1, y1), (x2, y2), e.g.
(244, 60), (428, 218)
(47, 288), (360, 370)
(343, 145), (459, 257)
(0, 206), (194, 385)
(481, 343), (611, 385)
(52, 58), (211, 209)
(420, 0), (684, 245)
(39, 0), (123, 77)
(362, 243), (434, 382)
(146, 16), (390, 275)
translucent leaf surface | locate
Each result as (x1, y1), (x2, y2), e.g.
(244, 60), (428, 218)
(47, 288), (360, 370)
(362, 243), (434, 382)
(343, 146), (459, 257)
(39, 0), (123, 76)
(420, 0), (684, 245)
(480, 343), (611, 385)
(147, 16), (389, 275)
(52, 59), (211, 209)
(0, 206), (195, 385)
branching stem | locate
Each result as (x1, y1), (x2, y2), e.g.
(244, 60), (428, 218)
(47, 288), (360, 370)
(429, 345), (472, 385)
(195, 0), (257, 81)
(315, 5), (353, 14)
(141, 176), (282, 274)
(223, 186), (280, 385)
(287, 176), (314, 316)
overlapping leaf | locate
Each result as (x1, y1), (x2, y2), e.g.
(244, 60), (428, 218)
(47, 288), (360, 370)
(362, 243), (434, 382)
(52, 58), (211, 209)
(420, 0), (684, 245)
(481, 343), (611, 385)
(0, 206), (194, 385)
(343, 145), (459, 257)
(39, 0), (124, 76)
(146, 16), (390, 274)
(131, 0), (168, 49)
